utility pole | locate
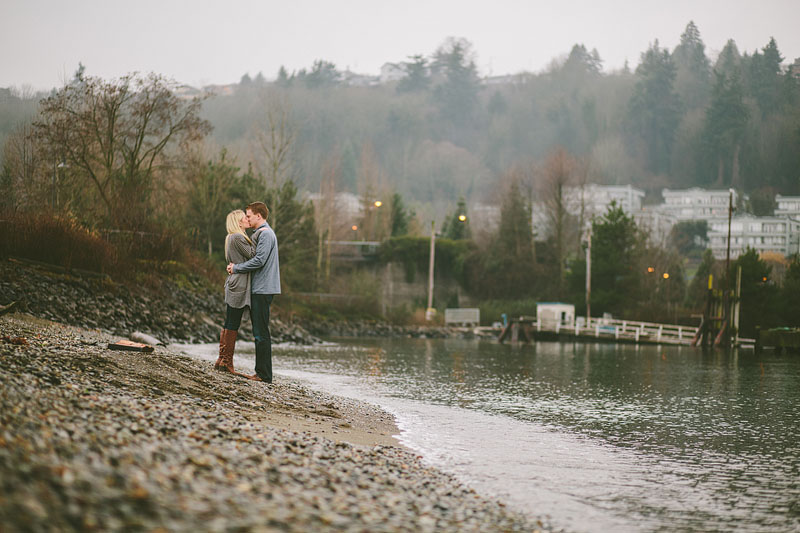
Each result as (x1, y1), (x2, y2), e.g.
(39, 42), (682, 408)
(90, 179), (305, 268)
(585, 228), (592, 322)
(426, 221), (436, 321)
(722, 189), (734, 347)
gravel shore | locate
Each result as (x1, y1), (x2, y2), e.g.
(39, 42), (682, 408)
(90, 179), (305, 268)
(0, 313), (544, 532)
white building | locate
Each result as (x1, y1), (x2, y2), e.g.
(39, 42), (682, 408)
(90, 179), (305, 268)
(633, 206), (678, 247)
(659, 188), (736, 221)
(565, 183), (645, 219)
(536, 302), (575, 327)
(707, 215), (800, 259)
(775, 195), (800, 218)
(306, 191), (362, 222)
(379, 63), (406, 83)
(532, 183), (645, 239)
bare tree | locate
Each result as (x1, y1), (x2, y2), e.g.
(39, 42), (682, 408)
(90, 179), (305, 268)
(1, 123), (43, 212)
(316, 151), (340, 284)
(540, 147), (580, 297)
(33, 72), (211, 227)
(256, 93), (295, 190)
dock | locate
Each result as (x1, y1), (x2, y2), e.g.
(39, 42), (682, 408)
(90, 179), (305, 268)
(498, 316), (754, 347)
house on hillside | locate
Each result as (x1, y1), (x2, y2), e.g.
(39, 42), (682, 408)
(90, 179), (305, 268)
(708, 214), (800, 259)
(659, 188), (736, 221)
(380, 63), (405, 83)
(775, 195), (800, 218)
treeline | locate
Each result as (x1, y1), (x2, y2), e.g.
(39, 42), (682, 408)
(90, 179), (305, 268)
(197, 24), (800, 212)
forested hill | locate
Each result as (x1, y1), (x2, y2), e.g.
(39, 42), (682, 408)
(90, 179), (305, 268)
(200, 25), (800, 211)
(2, 23), (799, 214)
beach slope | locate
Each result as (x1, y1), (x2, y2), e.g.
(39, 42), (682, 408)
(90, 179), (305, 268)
(0, 314), (542, 532)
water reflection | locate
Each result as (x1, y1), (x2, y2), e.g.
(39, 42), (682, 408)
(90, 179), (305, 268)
(274, 338), (800, 532)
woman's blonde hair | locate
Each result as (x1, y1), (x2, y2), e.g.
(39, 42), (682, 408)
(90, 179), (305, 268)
(225, 209), (252, 257)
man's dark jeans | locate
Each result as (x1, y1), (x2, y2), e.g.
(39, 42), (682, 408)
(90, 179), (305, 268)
(251, 294), (274, 382)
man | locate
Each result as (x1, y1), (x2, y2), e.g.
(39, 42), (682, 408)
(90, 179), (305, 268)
(227, 201), (280, 383)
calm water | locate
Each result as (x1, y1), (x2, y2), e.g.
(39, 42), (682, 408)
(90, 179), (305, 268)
(177, 339), (800, 532)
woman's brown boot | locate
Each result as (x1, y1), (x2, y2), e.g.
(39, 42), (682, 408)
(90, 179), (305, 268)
(220, 329), (244, 376)
(214, 329), (226, 370)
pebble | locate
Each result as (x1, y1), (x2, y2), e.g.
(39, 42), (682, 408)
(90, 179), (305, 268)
(0, 314), (546, 532)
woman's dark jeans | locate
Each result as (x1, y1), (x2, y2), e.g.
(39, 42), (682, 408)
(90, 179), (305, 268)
(223, 304), (246, 331)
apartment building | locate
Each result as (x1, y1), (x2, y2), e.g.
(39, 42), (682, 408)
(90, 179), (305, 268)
(708, 215), (800, 259)
(659, 188), (736, 221)
(532, 183), (645, 239)
(775, 195), (800, 218)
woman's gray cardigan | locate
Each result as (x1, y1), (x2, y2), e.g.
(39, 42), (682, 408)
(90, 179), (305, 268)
(224, 233), (254, 308)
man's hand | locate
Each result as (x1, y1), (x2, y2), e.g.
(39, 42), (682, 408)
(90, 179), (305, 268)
(226, 262), (234, 275)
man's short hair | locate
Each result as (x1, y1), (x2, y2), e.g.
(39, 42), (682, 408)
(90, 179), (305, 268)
(246, 201), (269, 220)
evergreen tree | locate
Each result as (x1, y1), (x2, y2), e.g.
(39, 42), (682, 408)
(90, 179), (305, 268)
(568, 202), (644, 317)
(673, 21), (711, 108)
(714, 40), (742, 78)
(397, 55), (430, 93)
(390, 192), (411, 237)
(441, 197), (470, 240)
(263, 179), (318, 292)
(185, 148), (243, 257)
(734, 248), (780, 337)
(431, 38), (481, 127)
(562, 44), (603, 78)
(686, 249), (716, 309)
(276, 66), (291, 88)
(627, 41), (682, 174)
(779, 255), (800, 327)
(703, 69), (749, 186)
(302, 60), (340, 89)
(748, 37), (784, 116)
(472, 178), (535, 299)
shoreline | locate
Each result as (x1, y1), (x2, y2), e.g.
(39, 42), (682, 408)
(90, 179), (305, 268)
(0, 313), (544, 531)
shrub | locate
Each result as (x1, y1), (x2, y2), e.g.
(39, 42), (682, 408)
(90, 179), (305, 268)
(0, 212), (117, 273)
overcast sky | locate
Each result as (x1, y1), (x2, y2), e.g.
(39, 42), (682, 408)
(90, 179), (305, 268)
(2, 0), (799, 91)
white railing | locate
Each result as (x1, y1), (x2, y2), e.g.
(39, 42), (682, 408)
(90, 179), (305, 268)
(530, 316), (700, 345)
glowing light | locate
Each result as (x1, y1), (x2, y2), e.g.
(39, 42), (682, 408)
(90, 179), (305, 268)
(374, 200), (382, 207)
(647, 267), (655, 273)
(663, 273), (670, 279)
(351, 225), (358, 231)
(458, 214), (467, 222)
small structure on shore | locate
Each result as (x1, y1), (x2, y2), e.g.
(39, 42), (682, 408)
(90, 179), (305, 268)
(536, 303), (575, 328)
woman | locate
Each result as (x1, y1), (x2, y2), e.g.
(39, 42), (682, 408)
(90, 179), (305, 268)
(215, 209), (254, 375)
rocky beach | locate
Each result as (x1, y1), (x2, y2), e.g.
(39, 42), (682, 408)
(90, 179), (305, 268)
(0, 259), (491, 345)
(1, 260), (545, 532)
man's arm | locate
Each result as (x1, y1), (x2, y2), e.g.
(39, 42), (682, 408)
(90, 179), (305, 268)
(233, 230), (273, 273)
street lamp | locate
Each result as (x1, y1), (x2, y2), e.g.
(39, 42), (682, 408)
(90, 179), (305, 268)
(52, 159), (68, 209)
